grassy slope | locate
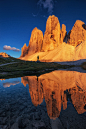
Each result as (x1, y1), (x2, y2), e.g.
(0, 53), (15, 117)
(0, 57), (23, 65)
(0, 57), (76, 79)
(1, 56), (86, 79)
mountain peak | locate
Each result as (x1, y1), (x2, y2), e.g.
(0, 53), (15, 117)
(67, 19), (86, 46)
(20, 15), (86, 62)
(0, 52), (10, 58)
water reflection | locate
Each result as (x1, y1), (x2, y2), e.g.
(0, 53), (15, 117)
(0, 79), (5, 81)
(68, 86), (86, 114)
(0, 70), (86, 129)
(21, 76), (44, 107)
(3, 81), (20, 88)
(21, 70), (86, 119)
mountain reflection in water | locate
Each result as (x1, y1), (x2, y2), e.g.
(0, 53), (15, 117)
(21, 70), (86, 119)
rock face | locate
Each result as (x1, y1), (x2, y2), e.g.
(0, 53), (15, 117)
(21, 43), (28, 57)
(0, 52), (10, 57)
(75, 40), (86, 60)
(60, 24), (67, 43)
(28, 27), (43, 56)
(20, 40), (86, 62)
(41, 43), (75, 62)
(67, 20), (86, 46)
(42, 15), (61, 52)
(20, 16), (86, 62)
(21, 27), (43, 57)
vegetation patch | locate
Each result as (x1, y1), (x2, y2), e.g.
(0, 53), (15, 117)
(0, 57), (23, 65)
(0, 58), (78, 79)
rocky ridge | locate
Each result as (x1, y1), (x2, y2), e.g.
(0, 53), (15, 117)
(21, 43), (28, 57)
(42, 15), (61, 51)
(67, 20), (86, 46)
(21, 27), (43, 57)
(20, 15), (67, 57)
(60, 24), (67, 43)
(0, 52), (10, 58)
(20, 15), (86, 62)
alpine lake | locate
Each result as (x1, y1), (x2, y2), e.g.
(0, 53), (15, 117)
(0, 69), (86, 129)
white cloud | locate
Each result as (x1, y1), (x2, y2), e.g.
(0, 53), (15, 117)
(3, 45), (20, 52)
(37, 0), (54, 14)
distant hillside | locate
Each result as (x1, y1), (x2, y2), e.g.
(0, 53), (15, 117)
(0, 52), (11, 58)
(0, 55), (23, 65)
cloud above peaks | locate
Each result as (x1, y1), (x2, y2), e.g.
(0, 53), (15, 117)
(37, 0), (54, 14)
(3, 45), (20, 52)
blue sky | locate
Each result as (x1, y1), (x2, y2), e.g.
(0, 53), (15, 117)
(0, 0), (86, 58)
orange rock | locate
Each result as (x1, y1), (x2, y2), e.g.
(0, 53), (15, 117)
(20, 16), (86, 61)
(67, 20), (86, 46)
(0, 79), (5, 81)
(21, 76), (44, 106)
(21, 43), (28, 57)
(0, 52), (10, 57)
(69, 86), (86, 114)
(41, 79), (62, 119)
(21, 76), (28, 87)
(20, 27), (43, 57)
(42, 15), (61, 52)
(21, 70), (86, 119)
(28, 27), (43, 56)
(60, 24), (67, 43)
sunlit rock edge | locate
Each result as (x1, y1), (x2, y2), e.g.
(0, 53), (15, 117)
(20, 15), (86, 62)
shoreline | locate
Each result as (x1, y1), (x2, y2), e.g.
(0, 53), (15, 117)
(0, 58), (86, 79)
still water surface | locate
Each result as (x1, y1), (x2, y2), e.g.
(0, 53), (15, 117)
(0, 70), (86, 129)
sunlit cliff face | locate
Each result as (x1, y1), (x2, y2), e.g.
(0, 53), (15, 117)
(21, 70), (86, 119)
(20, 15), (86, 62)
(0, 52), (10, 57)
